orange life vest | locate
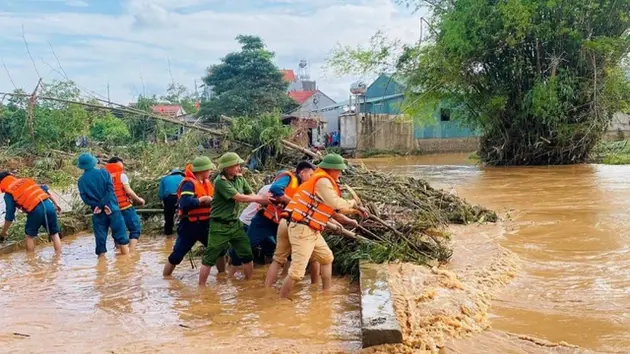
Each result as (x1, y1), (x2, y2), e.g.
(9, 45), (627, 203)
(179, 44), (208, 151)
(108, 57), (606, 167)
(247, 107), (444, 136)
(0, 176), (49, 213)
(282, 168), (341, 232)
(104, 162), (133, 210)
(262, 170), (299, 224)
(176, 165), (214, 222)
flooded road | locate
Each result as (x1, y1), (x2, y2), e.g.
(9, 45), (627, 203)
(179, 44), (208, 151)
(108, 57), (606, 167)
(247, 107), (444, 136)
(359, 153), (630, 352)
(0, 235), (360, 353)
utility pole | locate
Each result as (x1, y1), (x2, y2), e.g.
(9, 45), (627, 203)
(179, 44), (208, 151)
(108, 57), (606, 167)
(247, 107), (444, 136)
(420, 16), (423, 45)
(107, 81), (110, 103)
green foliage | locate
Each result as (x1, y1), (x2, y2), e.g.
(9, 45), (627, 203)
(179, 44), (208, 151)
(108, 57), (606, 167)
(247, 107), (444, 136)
(90, 113), (131, 146)
(198, 35), (298, 121)
(329, 0), (630, 165)
(227, 113), (290, 166)
(1, 81), (89, 151)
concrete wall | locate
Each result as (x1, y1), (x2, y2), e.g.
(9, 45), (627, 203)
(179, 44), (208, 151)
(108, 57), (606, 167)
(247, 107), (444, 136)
(340, 113), (479, 153)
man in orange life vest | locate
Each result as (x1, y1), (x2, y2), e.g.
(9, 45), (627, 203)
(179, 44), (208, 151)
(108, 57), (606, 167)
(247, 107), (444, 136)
(104, 157), (145, 251)
(279, 154), (368, 298)
(0, 171), (64, 252)
(229, 161), (316, 275)
(163, 156), (226, 276)
(262, 161), (325, 287)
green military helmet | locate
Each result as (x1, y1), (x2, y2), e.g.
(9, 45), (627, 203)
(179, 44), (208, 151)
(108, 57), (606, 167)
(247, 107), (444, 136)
(191, 156), (216, 172)
(318, 153), (347, 170)
(217, 152), (245, 170)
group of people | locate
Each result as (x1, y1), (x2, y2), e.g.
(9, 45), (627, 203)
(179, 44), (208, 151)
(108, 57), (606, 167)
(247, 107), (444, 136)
(0, 151), (368, 297)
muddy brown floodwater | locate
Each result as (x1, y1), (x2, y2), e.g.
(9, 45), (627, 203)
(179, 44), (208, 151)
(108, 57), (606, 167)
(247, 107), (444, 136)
(358, 153), (630, 353)
(0, 235), (360, 353)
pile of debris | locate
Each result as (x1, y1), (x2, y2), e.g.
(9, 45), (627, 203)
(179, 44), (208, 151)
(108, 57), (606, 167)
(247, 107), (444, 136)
(130, 153), (496, 278)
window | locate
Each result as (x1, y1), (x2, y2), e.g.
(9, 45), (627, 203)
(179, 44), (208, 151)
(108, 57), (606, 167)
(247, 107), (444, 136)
(440, 108), (451, 122)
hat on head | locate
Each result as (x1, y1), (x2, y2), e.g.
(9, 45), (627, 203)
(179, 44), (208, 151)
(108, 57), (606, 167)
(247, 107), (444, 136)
(77, 153), (98, 170)
(169, 168), (184, 176)
(318, 153), (347, 171)
(191, 156), (216, 173)
(217, 152), (245, 170)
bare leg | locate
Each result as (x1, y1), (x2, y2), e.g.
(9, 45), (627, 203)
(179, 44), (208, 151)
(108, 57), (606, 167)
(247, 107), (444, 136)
(216, 256), (226, 273)
(119, 245), (130, 255)
(50, 234), (62, 253)
(279, 275), (296, 298)
(129, 239), (138, 252)
(97, 253), (106, 259)
(228, 265), (240, 278)
(264, 261), (283, 287)
(281, 261), (291, 276)
(243, 261), (254, 280)
(321, 263), (332, 291)
(198, 264), (212, 286)
(163, 262), (176, 277)
(25, 236), (36, 252)
(310, 261), (321, 285)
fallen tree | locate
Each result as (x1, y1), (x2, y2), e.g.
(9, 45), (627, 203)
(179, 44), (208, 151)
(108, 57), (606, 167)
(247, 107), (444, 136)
(128, 148), (496, 278)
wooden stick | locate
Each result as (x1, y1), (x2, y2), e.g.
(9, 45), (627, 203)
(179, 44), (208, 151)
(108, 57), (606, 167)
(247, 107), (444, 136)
(326, 222), (371, 243)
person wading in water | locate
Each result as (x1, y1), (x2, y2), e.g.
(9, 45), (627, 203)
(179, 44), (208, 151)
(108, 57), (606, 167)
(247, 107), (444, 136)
(104, 157), (145, 252)
(279, 154), (368, 298)
(76, 153), (130, 257)
(198, 152), (271, 286)
(0, 171), (64, 253)
(163, 156), (226, 276)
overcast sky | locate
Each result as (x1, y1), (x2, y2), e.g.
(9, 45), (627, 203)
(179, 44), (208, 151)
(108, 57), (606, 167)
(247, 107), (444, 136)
(0, 0), (423, 104)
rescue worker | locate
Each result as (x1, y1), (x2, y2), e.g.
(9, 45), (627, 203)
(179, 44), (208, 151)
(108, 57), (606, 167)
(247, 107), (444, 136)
(163, 157), (226, 276)
(227, 182), (272, 277)
(104, 157), (144, 251)
(231, 162), (316, 267)
(0, 171), (64, 252)
(279, 154), (368, 298)
(76, 153), (130, 257)
(198, 152), (271, 286)
(259, 161), (324, 287)
(159, 168), (185, 235)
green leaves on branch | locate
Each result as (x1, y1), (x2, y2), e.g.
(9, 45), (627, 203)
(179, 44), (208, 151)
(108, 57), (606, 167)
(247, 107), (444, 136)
(329, 0), (630, 165)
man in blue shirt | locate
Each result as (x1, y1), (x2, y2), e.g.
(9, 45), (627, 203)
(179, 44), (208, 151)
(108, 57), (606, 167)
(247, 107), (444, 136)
(159, 168), (184, 235)
(0, 171), (64, 253)
(76, 153), (129, 257)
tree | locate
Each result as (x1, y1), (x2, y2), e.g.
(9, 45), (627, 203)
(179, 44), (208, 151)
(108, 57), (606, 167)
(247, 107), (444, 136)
(90, 113), (131, 146)
(198, 35), (298, 121)
(329, 0), (630, 165)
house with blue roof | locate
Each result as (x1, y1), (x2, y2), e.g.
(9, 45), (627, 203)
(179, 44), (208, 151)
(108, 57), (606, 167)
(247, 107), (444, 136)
(317, 73), (480, 153)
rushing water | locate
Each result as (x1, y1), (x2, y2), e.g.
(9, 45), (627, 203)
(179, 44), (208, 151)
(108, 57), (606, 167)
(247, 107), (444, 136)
(358, 153), (630, 352)
(3, 154), (630, 352)
(0, 235), (360, 353)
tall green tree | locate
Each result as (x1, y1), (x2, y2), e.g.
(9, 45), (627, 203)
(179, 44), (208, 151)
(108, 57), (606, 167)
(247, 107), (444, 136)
(198, 35), (298, 121)
(329, 0), (630, 165)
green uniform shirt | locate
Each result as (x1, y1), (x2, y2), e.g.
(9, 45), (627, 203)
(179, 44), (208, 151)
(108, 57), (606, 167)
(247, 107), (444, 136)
(210, 174), (253, 222)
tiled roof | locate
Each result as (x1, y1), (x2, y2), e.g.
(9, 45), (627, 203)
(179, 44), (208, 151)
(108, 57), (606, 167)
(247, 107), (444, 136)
(281, 69), (297, 83)
(151, 105), (182, 115)
(288, 90), (316, 104)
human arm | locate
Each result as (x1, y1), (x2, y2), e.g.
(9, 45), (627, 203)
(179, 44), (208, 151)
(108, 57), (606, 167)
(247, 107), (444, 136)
(215, 177), (270, 205)
(42, 185), (62, 213)
(99, 170), (114, 210)
(121, 174), (144, 206)
(269, 175), (291, 204)
(1, 194), (15, 240)
(178, 181), (203, 211)
(158, 179), (166, 201)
